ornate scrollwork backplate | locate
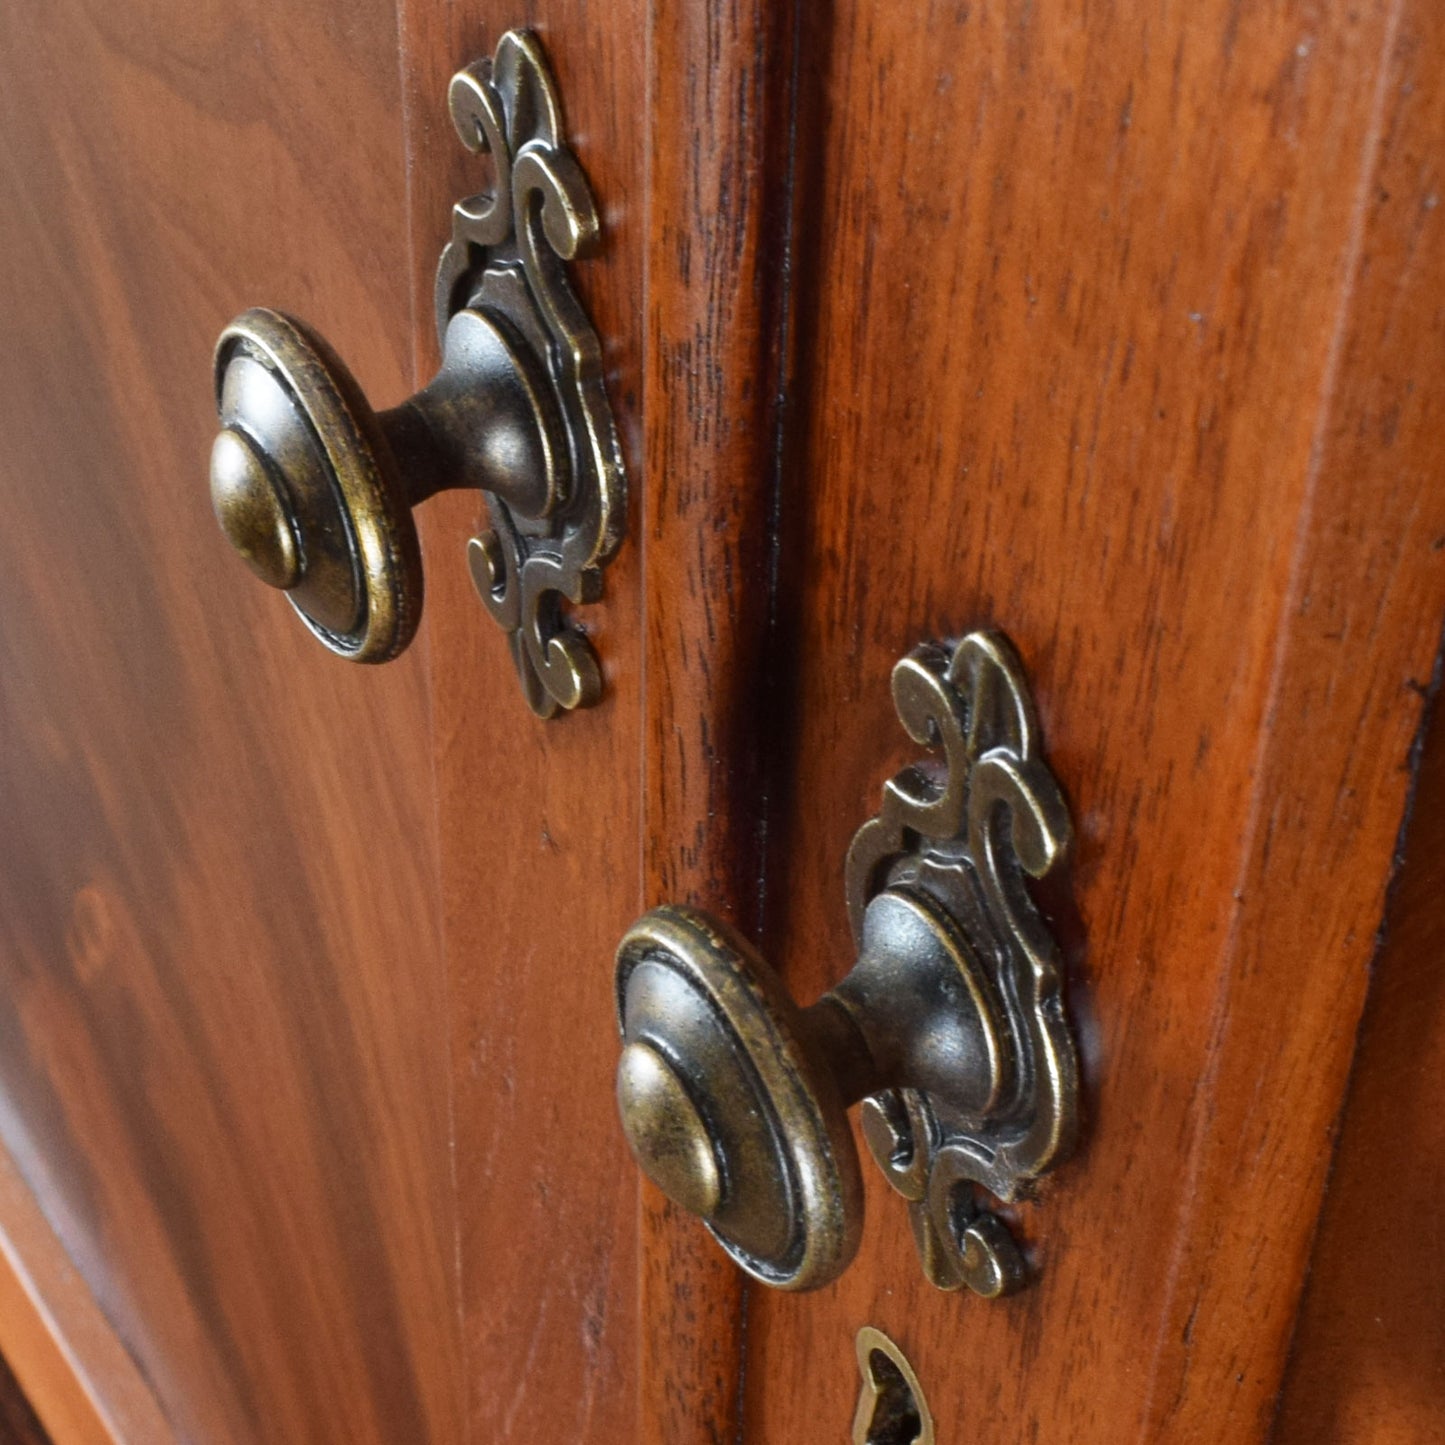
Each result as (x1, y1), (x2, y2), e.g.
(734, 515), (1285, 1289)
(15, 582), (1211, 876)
(846, 632), (1078, 1294)
(436, 31), (625, 717)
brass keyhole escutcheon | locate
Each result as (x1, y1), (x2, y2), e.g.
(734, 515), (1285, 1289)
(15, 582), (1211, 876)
(853, 1328), (933, 1445)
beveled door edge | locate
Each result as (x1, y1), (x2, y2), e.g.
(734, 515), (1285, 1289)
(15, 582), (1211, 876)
(0, 1141), (177, 1444)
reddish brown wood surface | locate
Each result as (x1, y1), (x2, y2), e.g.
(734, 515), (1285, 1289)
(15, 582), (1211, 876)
(1269, 19), (1445, 1439)
(3, 2), (1441, 1441)
(1275, 696), (1445, 1442)
(0, 1144), (170, 1444)
(400, 4), (802, 1441)
(0, 1351), (48, 1445)
(734, 0), (1445, 1440)
(637, 2), (800, 1441)
(0, 3), (461, 1441)
(398, 7), (645, 1443)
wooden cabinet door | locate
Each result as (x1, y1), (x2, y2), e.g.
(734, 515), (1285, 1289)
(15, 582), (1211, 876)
(0, 4), (650, 1441)
(619, 2), (1445, 1442)
(1, 2), (1442, 1443)
(0, 4), (461, 1442)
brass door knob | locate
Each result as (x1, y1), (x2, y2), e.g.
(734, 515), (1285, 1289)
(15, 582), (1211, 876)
(615, 633), (1084, 1294)
(211, 305), (559, 663)
(209, 31), (626, 714)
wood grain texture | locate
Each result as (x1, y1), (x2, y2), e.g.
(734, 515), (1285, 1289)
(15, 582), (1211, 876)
(0, 3), (461, 1441)
(638, 1), (800, 1441)
(740, 0), (1445, 1440)
(400, 3), (803, 1440)
(0, 1145), (168, 1445)
(1275, 76), (1445, 1407)
(4, 4), (1437, 1443)
(397, 7), (645, 1443)
(1269, 18), (1445, 1439)
(0, 1350), (49, 1445)
(1274, 696), (1445, 1443)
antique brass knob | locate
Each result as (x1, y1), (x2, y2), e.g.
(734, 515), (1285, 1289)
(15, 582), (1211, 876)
(615, 633), (1083, 1294)
(209, 31), (625, 714)
(211, 305), (559, 663)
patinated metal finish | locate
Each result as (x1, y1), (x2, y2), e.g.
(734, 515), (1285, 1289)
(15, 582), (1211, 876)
(436, 33), (625, 713)
(614, 631), (1080, 1293)
(209, 30), (625, 711)
(852, 1327), (933, 1445)
(617, 906), (862, 1289)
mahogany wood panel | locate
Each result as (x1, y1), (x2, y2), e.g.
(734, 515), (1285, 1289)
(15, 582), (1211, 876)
(736, 0), (1445, 1440)
(398, 6), (643, 1443)
(1269, 21), (1445, 1438)
(637, 3), (800, 1442)
(1278, 611), (1445, 1428)
(0, 1352), (48, 1445)
(401, 3), (803, 1440)
(1274, 702), (1445, 1441)
(0, 4), (461, 1442)
(0, 1144), (169, 1445)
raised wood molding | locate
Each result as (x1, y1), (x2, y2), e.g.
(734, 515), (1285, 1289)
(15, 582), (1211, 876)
(638, 2), (801, 1442)
(0, 1146), (173, 1445)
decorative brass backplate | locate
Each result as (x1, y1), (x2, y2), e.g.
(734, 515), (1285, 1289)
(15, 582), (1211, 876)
(613, 632), (1081, 1294)
(435, 31), (625, 716)
(846, 633), (1077, 1294)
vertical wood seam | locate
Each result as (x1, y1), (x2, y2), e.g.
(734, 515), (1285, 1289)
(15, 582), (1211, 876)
(638, 0), (802, 1437)
(738, 7), (805, 1436)
(394, 6), (479, 1442)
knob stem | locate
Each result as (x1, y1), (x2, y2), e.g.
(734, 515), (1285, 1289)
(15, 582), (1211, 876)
(826, 891), (1009, 1119)
(798, 995), (883, 1106)
(379, 308), (564, 514)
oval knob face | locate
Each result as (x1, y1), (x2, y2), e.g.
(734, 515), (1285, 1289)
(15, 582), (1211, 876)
(615, 908), (863, 1291)
(212, 309), (420, 661)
